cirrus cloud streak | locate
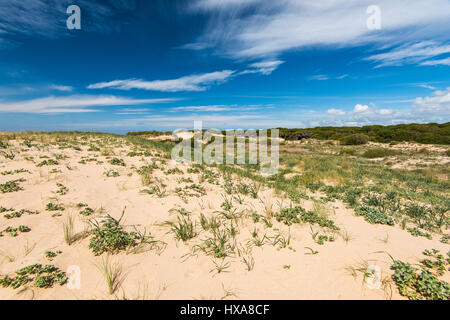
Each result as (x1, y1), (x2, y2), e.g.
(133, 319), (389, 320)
(0, 95), (177, 113)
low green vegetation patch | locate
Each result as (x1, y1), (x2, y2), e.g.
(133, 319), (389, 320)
(1, 168), (31, 176)
(391, 249), (450, 300)
(311, 230), (335, 245)
(274, 205), (339, 230)
(278, 122), (450, 145)
(0, 225), (31, 237)
(104, 168), (119, 177)
(339, 148), (358, 156)
(89, 209), (161, 256)
(0, 264), (67, 289)
(44, 250), (62, 261)
(55, 183), (68, 195)
(2, 208), (39, 219)
(46, 202), (65, 211)
(441, 234), (450, 244)
(79, 207), (94, 216)
(407, 227), (432, 240)
(140, 178), (167, 198)
(340, 134), (369, 145)
(0, 179), (25, 193)
(362, 147), (401, 158)
(108, 157), (125, 166)
(164, 215), (197, 242)
(355, 206), (395, 226)
(36, 159), (59, 167)
(164, 168), (184, 175)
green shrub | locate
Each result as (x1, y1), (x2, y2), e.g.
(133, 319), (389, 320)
(278, 122), (450, 145)
(2, 225), (31, 237)
(340, 134), (369, 145)
(89, 212), (137, 255)
(165, 216), (197, 242)
(46, 202), (65, 211)
(79, 207), (94, 216)
(36, 159), (59, 167)
(407, 227), (432, 240)
(0, 179), (25, 193)
(108, 158), (125, 166)
(0, 264), (67, 289)
(274, 206), (302, 226)
(88, 209), (154, 256)
(362, 147), (401, 158)
(391, 250), (449, 300)
(355, 206), (394, 226)
(274, 206), (339, 230)
(339, 148), (357, 156)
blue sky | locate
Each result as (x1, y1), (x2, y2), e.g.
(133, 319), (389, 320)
(0, 0), (449, 133)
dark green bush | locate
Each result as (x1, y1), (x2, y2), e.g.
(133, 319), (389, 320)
(0, 264), (67, 290)
(89, 212), (138, 255)
(391, 250), (450, 300)
(339, 148), (357, 155)
(278, 122), (450, 145)
(355, 206), (394, 225)
(362, 147), (401, 158)
(274, 206), (339, 230)
(340, 134), (369, 145)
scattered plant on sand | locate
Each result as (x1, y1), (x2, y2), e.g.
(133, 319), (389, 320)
(164, 215), (197, 242)
(0, 264), (67, 289)
(96, 255), (127, 295)
(89, 208), (160, 256)
(390, 249), (449, 300)
(0, 179), (26, 193)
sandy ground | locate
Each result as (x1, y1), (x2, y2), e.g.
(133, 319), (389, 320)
(0, 137), (448, 300)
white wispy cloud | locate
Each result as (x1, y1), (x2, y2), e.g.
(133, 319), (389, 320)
(171, 105), (234, 112)
(170, 104), (261, 112)
(309, 75), (329, 81)
(413, 87), (450, 114)
(239, 60), (284, 75)
(115, 107), (152, 115)
(78, 114), (269, 129)
(365, 41), (450, 67)
(50, 84), (73, 92)
(310, 74), (350, 81)
(327, 108), (346, 115)
(88, 70), (235, 92)
(416, 84), (437, 90)
(88, 62), (283, 93)
(190, 0), (261, 11)
(321, 89), (450, 126)
(71, 90), (450, 130)
(353, 104), (370, 113)
(421, 57), (450, 66)
(0, 95), (176, 113)
(0, 85), (35, 97)
(187, 0), (450, 60)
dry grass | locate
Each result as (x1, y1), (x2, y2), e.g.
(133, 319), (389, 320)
(62, 214), (75, 245)
(96, 255), (128, 295)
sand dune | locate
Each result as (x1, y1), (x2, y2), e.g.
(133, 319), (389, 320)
(0, 133), (448, 300)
